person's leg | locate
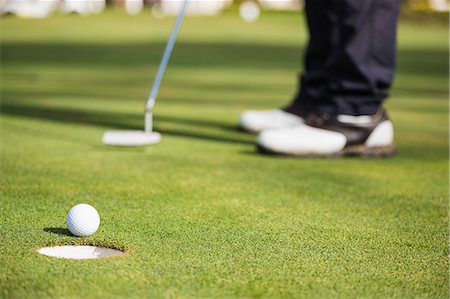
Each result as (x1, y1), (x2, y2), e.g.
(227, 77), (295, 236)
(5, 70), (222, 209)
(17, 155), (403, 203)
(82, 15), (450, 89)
(294, 0), (401, 116)
(257, 0), (401, 157)
(285, 0), (339, 116)
(239, 1), (338, 133)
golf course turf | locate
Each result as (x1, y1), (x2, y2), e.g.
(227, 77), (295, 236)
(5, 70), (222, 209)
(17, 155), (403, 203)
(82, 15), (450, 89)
(1, 9), (448, 298)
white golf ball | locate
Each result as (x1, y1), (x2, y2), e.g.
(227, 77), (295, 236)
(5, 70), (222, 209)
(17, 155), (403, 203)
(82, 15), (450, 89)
(66, 204), (100, 237)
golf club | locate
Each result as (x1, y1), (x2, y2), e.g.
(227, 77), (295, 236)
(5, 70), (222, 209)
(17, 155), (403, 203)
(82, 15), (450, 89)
(102, 0), (189, 146)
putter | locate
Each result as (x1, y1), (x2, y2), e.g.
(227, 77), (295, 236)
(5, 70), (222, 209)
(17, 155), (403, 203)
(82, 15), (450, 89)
(102, 0), (189, 146)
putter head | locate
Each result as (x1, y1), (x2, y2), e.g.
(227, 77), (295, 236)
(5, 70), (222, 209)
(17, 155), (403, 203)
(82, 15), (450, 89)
(102, 131), (161, 146)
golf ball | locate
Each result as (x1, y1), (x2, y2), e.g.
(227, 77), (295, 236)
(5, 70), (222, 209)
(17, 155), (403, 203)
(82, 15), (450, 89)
(66, 204), (100, 237)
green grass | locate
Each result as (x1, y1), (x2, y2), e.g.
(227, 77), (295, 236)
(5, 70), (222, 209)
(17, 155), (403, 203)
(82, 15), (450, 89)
(0, 10), (448, 299)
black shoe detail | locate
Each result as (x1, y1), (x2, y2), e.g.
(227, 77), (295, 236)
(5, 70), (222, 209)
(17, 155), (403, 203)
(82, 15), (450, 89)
(282, 102), (311, 119)
(305, 108), (390, 146)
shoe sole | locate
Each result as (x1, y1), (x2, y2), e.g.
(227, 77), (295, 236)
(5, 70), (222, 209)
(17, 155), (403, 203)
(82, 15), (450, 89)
(257, 144), (396, 158)
(237, 125), (259, 134)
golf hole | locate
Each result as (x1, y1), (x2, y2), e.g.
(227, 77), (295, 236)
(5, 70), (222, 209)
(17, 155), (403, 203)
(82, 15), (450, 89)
(37, 245), (124, 259)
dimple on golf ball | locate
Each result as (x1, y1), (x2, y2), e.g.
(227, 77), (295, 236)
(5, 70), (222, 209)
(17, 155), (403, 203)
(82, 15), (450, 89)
(66, 204), (100, 237)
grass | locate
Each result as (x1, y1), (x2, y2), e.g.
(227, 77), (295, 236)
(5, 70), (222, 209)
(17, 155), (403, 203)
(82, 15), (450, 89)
(0, 9), (448, 299)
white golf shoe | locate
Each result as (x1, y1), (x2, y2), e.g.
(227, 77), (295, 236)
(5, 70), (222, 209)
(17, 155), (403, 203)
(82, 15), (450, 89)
(257, 109), (395, 157)
(239, 109), (304, 133)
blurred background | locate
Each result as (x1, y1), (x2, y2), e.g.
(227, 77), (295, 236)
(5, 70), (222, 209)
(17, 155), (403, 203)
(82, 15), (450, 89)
(0, 0), (448, 19)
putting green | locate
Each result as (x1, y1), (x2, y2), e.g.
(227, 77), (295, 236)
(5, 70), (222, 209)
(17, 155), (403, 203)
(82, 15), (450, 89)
(1, 10), (448, 299)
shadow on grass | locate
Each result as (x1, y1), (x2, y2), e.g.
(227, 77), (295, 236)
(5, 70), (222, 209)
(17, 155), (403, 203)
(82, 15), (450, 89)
(4, 40), (446, 148)
(1, 41), (448, 78)
(1, 103), (253, 145)
(1, 42), (301, 70)
(44, 227), (72, 236)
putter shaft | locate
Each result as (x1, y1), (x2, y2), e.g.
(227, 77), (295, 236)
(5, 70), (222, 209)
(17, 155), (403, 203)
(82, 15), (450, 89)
(145, 0), (189, 133)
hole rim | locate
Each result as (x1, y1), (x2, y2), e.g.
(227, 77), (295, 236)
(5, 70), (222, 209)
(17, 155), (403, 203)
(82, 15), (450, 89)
(36, 244), (126, 260)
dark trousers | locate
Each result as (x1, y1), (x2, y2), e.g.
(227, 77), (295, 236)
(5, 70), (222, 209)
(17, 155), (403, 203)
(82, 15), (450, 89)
(291, 0), (401, 116)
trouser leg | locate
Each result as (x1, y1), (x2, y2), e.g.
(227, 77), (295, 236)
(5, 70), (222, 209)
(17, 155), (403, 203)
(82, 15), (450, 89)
(291, 0), (401, 116)
(286, 0), (339, 115)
